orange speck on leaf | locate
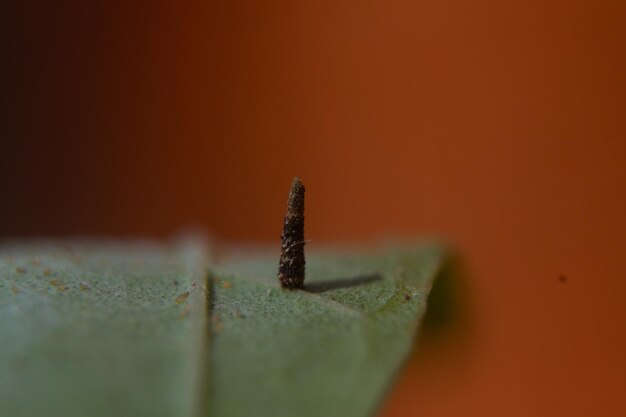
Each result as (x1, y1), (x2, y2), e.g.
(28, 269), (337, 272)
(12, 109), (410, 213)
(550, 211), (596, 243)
(175, 291), (190, 304)
(212, 315), (223, 332)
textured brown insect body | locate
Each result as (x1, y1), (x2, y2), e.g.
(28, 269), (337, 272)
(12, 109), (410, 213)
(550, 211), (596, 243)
(278, 177), (306, 289)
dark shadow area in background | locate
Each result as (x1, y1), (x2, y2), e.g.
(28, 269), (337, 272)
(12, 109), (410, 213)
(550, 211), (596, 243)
(306, 273), (383, 293)
(413, 252), (473, 357)
(419, 256), (468, 341)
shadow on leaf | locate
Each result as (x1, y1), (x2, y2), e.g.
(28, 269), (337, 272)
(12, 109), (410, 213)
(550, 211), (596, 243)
(305, 273), (383, 293)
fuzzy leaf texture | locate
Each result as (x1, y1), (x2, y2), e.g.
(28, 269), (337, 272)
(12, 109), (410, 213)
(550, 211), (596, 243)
(0, 241), (446, 417)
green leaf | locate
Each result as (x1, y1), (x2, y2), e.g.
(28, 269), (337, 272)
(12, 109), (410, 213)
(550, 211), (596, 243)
(209, 244), (445, 417)
(0, 241), (446, 417)
(0, 241), (208, 417)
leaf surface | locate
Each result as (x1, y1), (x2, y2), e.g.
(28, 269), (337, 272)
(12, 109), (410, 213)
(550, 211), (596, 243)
(0, 241), (445, 417)
(209, 244), (445, 417)
(0, 241), (208, 417)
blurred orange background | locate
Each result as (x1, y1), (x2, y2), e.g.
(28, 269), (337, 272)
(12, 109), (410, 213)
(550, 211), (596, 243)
(2, 1), (625, 416)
